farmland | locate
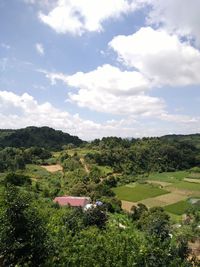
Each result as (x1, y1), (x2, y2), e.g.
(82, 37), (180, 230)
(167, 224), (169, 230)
(56, 145), (200, 218)
(113, 183), (168, 202)
(114, 170), (200, 216)
(164, 200), (192, 215)
(0, 129), (200, 266)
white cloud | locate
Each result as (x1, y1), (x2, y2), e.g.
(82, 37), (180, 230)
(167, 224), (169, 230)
(42, 64), (165, 116)
(110, 27), (200, 87)
(0, 90), (199, 140)
(0, 90), (99, 139)
(0, 90), (159, 139)
(141, 0), (200, 46)
(35, 43), (44, 55)
(48, 64), (150, 95)
(39, 0), (138, 35)
(160, 113), (198, 124)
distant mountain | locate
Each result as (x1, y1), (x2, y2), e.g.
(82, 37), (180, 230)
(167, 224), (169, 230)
(0, 126), (83, 150)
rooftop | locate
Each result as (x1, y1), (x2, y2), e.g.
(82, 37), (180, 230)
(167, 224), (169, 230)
(53, 196), (90, 207)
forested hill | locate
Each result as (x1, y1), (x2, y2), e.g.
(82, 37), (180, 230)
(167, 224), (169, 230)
(161, 133), (200, 149)
(0, 126), (83, 150)
(92, 133), (200, 149)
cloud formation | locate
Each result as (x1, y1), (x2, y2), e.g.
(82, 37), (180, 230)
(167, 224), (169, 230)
(43, 64), (165, 116)
(110, 27), (200, 87)
(142, 0), (200, 45)
(0, 90), (199, 140)
(39, 0), (138, 35)
(16, 0), (200, 138)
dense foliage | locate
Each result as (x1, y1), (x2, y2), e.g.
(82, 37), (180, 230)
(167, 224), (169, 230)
(0, 178), (198, 266)
(0, 186), (51, 266)
(86, 137), (200, 176)
(0, 147), (52, 172)
(0, 126), (83, 150)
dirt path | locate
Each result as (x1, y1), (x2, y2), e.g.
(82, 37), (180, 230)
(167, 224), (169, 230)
(184, 178), (200, 184)
(41, 164), (63, 173)
(80, 158), (90, 174)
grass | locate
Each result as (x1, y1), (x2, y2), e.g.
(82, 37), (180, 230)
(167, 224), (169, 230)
(164, 200), (192, 215)
(113, 183), (168, 202)
(173, 181), (200, 192)
(166, 212), (182, 223)
(94, 165), (113, 176)
(18, 164), (51, 179)
(109, 213), (132, 228)
(187, 173), (200, 179)
(147, 171), (188, 183)
(67, 148), (99, 156)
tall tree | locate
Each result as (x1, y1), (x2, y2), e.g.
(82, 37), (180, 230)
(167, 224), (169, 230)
(0, 186), (50, 266)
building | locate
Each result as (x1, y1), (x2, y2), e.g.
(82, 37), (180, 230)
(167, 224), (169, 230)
(53, 196), (91, 208)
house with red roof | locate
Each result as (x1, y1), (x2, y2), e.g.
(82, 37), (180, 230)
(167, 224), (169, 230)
(53, 196), (91, 208)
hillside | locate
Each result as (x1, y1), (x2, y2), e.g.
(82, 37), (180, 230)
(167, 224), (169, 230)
(0, 126), (83, 150)
(161, 134), (200, 149)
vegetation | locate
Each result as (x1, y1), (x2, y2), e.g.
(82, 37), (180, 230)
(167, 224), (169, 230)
(86, 136), (200, 177)
(164, 200), (192, 215)
(0, 146), (52, 172)
(0, 126), (83, 150)
(0, 130), (199, 266)
(113, 184), (168, 202)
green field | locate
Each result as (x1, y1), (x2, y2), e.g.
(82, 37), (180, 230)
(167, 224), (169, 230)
(147, 171), (188, 183)
(187, 173), (200, 179)
(113, 183), (168, 202)
(173, 181), (200, 192)
(164, 200), (192, 215)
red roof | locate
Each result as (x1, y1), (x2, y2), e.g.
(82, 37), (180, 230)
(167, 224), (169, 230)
(53, 196), (90, 207)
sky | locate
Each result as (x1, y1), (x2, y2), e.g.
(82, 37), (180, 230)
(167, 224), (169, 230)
(0, 0), (200, 140)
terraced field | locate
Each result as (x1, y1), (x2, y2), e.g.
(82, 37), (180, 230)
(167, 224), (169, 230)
(115, 171), (200, 215)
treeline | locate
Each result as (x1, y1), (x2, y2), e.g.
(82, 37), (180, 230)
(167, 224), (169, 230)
(0, 126), (83, 150)
(86, 137), (200, 174)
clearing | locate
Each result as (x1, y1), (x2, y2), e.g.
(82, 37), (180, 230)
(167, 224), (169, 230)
(41, 164), (63, 173)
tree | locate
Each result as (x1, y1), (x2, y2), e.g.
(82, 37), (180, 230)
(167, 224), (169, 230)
(138, 207), (170, 241)
(4, 173), (31, 187)
(0, 186), (50, 266)
(130, 203), (148, 221)
(83, 206), (108, 229)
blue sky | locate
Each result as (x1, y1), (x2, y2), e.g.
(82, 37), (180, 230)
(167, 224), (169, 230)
(0, 0), (199, 140)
